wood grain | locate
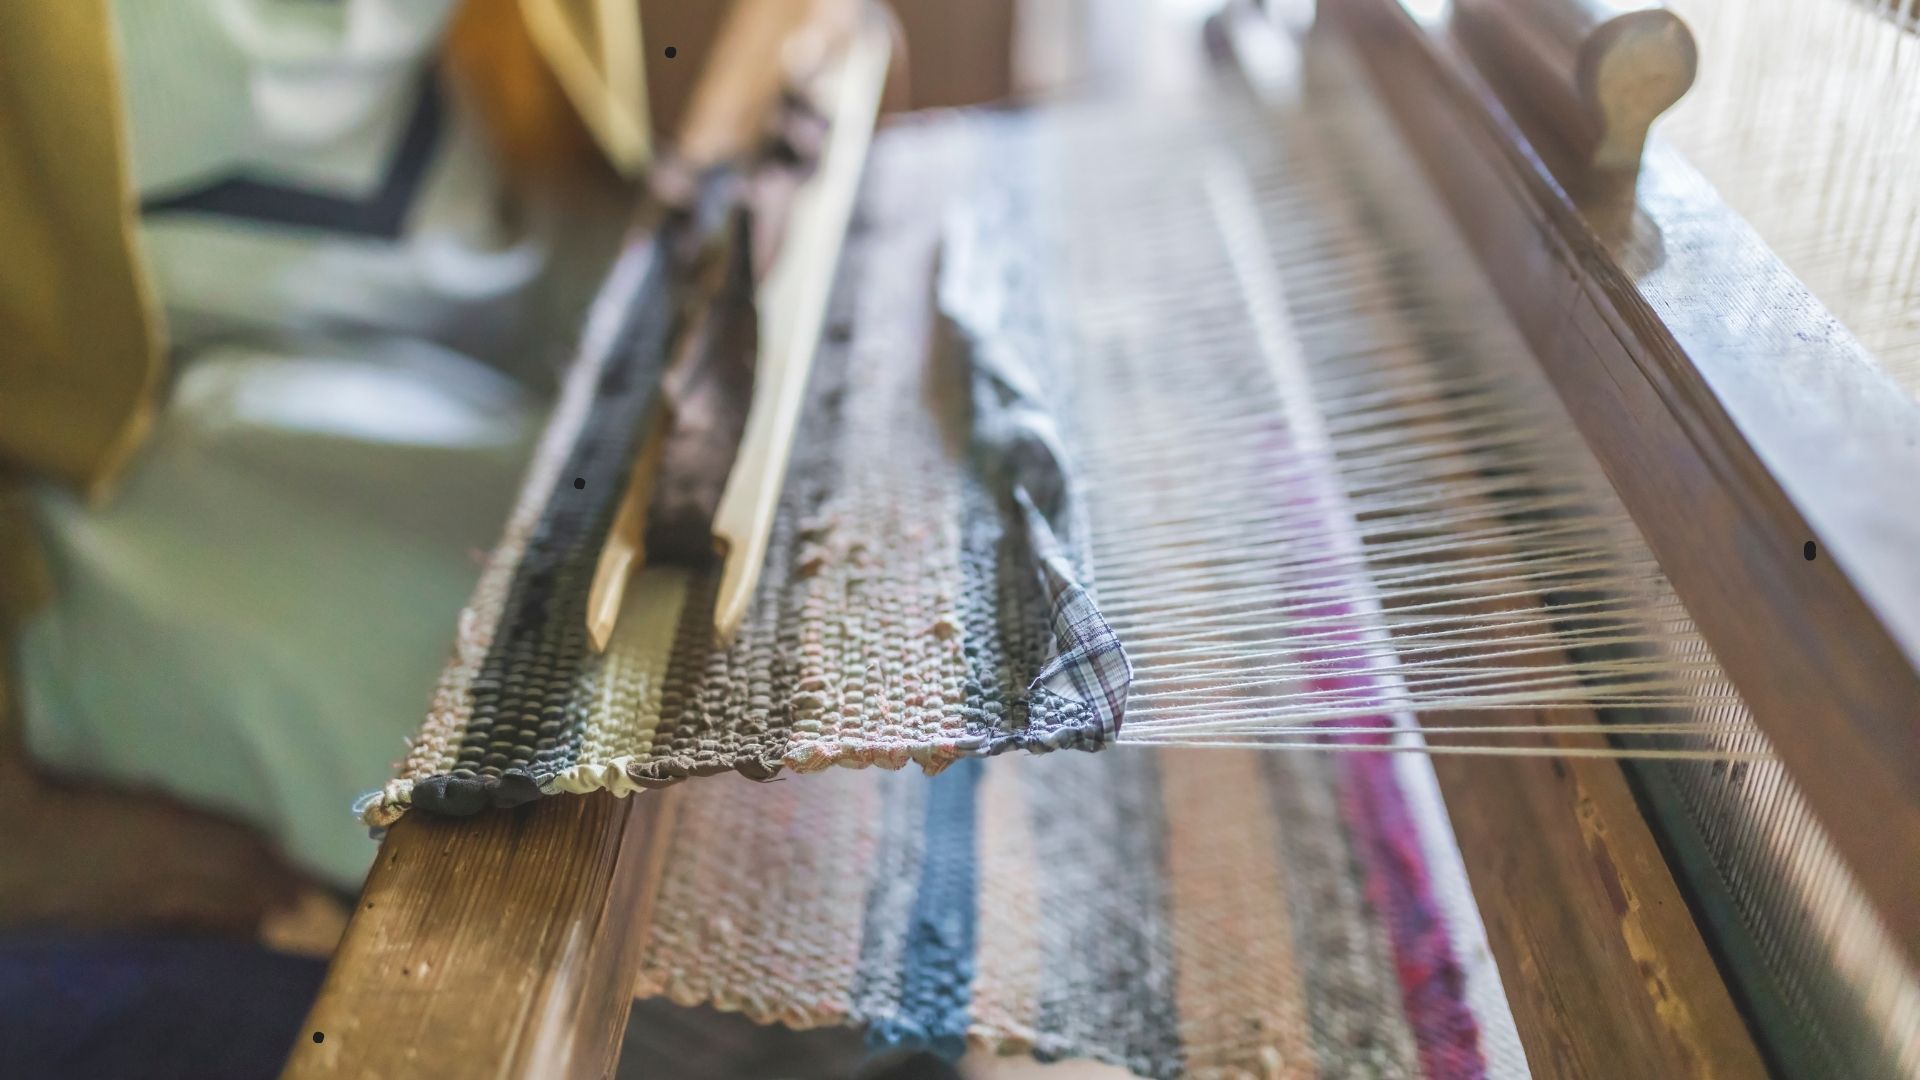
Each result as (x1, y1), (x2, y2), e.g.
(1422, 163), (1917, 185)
(1322, 0), (1920, 968)
(673, 0), (861, 169)
(1429, 734), (1768, 1079)
(282, 790), (678, 1079)
(1407, 587), (1766, 1076)
(709, 15), (892, 638)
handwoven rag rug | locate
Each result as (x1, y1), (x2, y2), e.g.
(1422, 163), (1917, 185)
(362, 112), (1127, 825)
(352, 87), (1533, 1080)
(635, 744), (1527, 1079)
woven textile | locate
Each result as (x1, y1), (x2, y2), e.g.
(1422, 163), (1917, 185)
(363, 114), (1122, 825)
(634, 745), (1523, 1079)
(940, 189), (1132, 746)
(343, 91), (1536, 1079)
(612, 103), (1528, 1078)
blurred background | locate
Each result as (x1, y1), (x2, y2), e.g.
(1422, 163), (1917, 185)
(0, 1), (1161, 1075)
(2, 0), (1914, 1076)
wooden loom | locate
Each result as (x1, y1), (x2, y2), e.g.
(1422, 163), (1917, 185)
(285, 0), (1920, 1076)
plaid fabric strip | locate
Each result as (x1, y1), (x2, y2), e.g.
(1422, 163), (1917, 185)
(939, 189), (1131, 747)
(1018, 492), (1130, 745)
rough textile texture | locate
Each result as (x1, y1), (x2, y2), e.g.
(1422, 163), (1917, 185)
(621, 97), (1530, 1080)
(363, 115), (1122, 825)
(939, 196), (1131, 745)
(634, 745), (1518, 1080)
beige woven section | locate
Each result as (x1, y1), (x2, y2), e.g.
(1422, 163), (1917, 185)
(549, 568), (690, 795)
(633, 766), (893, 1028)
(1159, 750), (1316, 1079)
(753, 129), (977, 775)
(969, 754), (1047, 1053)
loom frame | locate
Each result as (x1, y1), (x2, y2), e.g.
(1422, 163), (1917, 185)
(285, 0), (1916, 1075)
(1316, 0), (1920, 967)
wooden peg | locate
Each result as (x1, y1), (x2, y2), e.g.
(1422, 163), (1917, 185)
(1452, 0), (1697, 173)
(585, 0), (869, 653)
(585, 410), (668, 653)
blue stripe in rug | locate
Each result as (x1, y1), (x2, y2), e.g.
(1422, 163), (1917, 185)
(866, 756), (982, 1061)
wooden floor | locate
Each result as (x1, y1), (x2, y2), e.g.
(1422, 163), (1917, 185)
(0, 676), (345, 952)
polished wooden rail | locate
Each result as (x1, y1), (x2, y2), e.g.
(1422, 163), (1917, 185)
(1323, 0), (1920, 969)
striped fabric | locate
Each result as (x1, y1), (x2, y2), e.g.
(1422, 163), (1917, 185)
(351, 95), (1530, 1078)
(361, 112), (1124, 826)
(635, 745), (1522, 1078)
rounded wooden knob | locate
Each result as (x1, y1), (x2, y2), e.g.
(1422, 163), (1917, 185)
(1580, 6), (1697, 169)
(1455, 0), (1698, 173)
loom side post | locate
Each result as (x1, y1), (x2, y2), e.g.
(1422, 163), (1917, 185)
(1317, 0), (1920, 967)
(281, 790), (680, 1079)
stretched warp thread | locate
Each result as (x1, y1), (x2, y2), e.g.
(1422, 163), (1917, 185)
(1039, 70), (1759, 759)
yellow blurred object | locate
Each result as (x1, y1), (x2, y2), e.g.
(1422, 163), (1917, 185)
(0, 0), (164, 498)
(0, 0), (658, 626)
(449, 0), (655, 183)
(519, 0), (653, 176)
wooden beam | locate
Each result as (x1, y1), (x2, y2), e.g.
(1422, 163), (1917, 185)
(282, 790), (679, 1079)
(1322, 0), (1920, 967)
(1450, 0), (1697, 172)
(1431, 738), (1768, 1078)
